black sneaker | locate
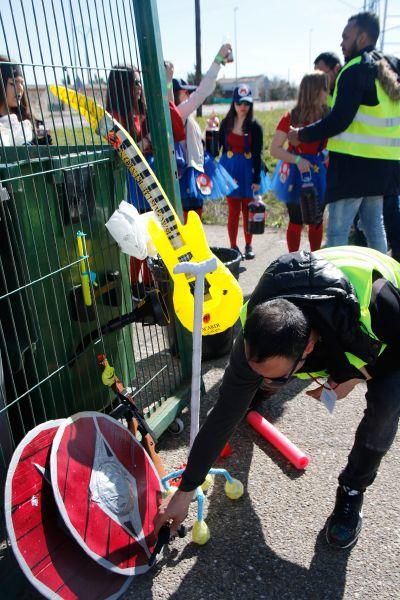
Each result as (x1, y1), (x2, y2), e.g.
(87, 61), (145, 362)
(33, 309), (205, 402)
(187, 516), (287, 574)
(244, 244), (255, 260)
(326, 485), (363, 549)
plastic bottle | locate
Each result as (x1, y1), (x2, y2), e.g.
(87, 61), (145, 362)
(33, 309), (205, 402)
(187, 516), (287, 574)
(247, 195), (267, 234)
(299, 171), (322, 225)
(205, 111), (220, 158)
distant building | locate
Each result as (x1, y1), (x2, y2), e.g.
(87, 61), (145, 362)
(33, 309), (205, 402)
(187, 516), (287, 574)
(27, 82), (107, 117)
(216, 75), (270, 101)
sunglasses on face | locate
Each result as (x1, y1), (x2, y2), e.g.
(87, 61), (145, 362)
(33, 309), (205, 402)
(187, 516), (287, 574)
(134, 79), (142, 87)
(263, 351), (307, 384)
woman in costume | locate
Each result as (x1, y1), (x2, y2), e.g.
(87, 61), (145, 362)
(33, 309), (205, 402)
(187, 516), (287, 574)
(171, 44), (237, 224)
(270, 71), (329, 252)
(106, 64), (185, 290)
(219, 84), (270, 260)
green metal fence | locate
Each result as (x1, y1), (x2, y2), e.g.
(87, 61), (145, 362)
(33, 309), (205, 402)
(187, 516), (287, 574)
(0, 0), (190, 594)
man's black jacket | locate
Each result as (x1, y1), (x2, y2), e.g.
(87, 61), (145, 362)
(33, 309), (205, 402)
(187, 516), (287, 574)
(299, 47), (400, 202)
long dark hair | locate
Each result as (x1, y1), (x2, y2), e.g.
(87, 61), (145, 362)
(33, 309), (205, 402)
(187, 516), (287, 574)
(223, 98), (254, 134)
(0, 55), (32, 121)
(224, 85), (253, 133)
(105, 64), (148, 137)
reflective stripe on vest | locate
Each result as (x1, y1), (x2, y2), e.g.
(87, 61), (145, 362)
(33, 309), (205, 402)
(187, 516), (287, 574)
(327, 56), (400, 160)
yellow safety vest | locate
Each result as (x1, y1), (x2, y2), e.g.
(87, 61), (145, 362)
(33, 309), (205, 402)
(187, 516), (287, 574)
(327, 55), (400, 160)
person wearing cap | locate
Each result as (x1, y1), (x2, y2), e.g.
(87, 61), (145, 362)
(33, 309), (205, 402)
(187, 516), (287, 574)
(0, 55), (51, 146)
(168, 45), (237, 224)
(218, 84), (270, 260)
(288, 12), (400, 253)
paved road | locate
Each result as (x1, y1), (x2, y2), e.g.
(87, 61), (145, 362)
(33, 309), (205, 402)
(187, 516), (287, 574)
(124, 225), (400, 600)
(43, 100), (295, 130)
(202, 100), (295, 116)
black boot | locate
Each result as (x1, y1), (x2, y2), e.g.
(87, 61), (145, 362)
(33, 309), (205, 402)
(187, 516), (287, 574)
(326, 485), (363, 549)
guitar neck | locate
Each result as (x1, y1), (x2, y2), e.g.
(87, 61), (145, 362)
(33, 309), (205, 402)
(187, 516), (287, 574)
(99, 115), (186, 252)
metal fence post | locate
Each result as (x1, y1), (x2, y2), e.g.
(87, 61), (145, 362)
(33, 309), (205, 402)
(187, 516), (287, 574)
(132, 0), (193, 380)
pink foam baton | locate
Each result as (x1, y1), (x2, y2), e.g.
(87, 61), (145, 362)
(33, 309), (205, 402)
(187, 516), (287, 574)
(246, 410), (310, 470)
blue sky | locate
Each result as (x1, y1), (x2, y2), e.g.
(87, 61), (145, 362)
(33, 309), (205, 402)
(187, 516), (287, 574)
(158, 0), (400, 83)
(0, 0), (398, 86)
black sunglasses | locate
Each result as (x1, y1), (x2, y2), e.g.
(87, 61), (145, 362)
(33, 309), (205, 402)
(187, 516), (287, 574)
(134, 79), (142, 87)
(263, 351), (306, 384)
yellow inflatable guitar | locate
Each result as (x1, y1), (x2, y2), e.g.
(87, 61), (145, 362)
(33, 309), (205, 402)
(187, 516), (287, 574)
(50, 86), (243, 335)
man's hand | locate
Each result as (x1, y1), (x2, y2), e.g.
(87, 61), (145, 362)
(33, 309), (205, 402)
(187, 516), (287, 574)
(329, 378), (364, 399)
(153, 489), (193, 537)
(251, 183), (260, 193)
(306, 378), (364, 401)
(288, 126), (300, 146)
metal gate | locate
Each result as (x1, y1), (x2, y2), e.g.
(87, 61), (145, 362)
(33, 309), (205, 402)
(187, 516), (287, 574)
(0, 0), (190, 594)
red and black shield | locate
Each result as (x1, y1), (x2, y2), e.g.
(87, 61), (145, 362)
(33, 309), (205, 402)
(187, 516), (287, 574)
(50, 412), (162, 575)
(4, 420), (133, 599)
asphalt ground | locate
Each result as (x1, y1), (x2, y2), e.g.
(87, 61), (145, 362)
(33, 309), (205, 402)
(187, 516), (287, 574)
(125, 224), (400, 600)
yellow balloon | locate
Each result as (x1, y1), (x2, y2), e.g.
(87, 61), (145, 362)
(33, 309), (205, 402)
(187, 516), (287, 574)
(192, 520), (210, 545)
(201, 474), (213, 492)
(225, 478), (244, 500)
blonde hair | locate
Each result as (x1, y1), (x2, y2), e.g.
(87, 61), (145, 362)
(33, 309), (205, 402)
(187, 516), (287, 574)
(291, 71), (329, 127)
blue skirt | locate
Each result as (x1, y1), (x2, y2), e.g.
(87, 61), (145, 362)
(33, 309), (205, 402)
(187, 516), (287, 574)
(219, 151), (271, 198)
(127, 143), (187, 213)
(271, 153), (327, 205)
(179, 152), (238, 209)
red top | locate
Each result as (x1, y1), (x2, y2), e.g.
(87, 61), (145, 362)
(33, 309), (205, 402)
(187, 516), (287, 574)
(277, 111), (326, 155)
(169, 101), (186, 142)
(227, 131), (252, 154)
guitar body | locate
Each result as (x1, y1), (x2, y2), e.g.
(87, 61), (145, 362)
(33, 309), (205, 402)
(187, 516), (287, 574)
(148, 211), (243, 334)
(50, 86), (243, 334)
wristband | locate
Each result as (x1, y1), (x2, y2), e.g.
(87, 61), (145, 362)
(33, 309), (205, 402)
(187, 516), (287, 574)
(295, 155), (301, 165)
(214, 54), (226, 65)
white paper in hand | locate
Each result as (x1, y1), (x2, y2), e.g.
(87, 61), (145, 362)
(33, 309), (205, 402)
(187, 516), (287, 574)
(320, 385), (337, 414)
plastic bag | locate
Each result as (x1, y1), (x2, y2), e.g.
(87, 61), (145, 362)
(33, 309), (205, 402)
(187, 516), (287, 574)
(105, 201), (150, 259)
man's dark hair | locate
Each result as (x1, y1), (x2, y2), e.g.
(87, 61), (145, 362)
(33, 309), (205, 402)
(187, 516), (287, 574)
(349, 11), (380, 45)
(314, 52), (342, 70)
(243, 299), (310, 363)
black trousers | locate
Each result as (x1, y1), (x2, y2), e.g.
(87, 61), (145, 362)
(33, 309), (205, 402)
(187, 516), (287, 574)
(339, 372), (400, 492)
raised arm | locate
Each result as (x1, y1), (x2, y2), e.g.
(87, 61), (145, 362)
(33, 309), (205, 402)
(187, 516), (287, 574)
(177, 44), (233, 121)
